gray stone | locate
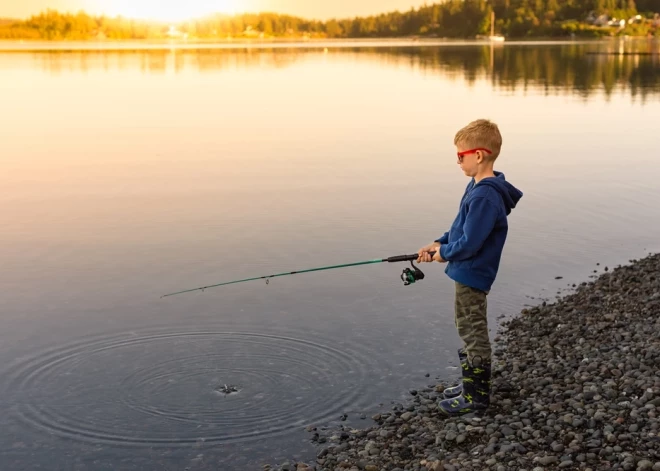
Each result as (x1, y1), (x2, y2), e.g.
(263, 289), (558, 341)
(400, 412), (413, 421)
(538, 456), (558, 466)
(500, 444), (515, 453)
(500, 426), (515, 437)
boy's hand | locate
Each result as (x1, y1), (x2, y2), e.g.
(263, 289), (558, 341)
(417, 242), (443, 263)
(432, 250), (446, 263)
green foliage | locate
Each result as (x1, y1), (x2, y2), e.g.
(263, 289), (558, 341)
(0, 1), (659, 40)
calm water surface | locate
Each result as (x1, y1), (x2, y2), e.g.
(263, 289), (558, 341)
(1, 40), (660, 470)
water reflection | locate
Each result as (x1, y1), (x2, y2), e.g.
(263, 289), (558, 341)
(4, 40), (659, 100)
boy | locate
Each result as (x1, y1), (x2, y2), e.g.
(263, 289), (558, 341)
(417, 119), (523, 416)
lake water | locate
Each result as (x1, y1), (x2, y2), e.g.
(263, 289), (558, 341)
(1, 39), (659, 470)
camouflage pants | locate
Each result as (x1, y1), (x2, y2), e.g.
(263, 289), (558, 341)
(454, 282), (491, 364)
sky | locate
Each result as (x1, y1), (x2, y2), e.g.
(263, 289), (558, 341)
(0, 0), (429, 21)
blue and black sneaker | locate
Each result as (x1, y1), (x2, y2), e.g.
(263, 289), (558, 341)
(443, 348), (468, 399)
(438, 355), (491, 416)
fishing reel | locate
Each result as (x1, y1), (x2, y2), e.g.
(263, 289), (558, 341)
(401, 260), (426, 286)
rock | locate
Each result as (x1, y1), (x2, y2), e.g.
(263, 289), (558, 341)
(637, 461), (653, 471)
(400, 412), (413, 421)
(500, 426), (515, 437)
(456, 434), (466, 444)
(552, 443), (565, 453)
(538, 456), (558, 466)
(500, 444), (515, 453)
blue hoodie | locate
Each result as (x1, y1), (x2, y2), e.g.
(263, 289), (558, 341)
(436, 171), (523, 292)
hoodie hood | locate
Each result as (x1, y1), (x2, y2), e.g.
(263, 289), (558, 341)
(475, 171), (523, 215)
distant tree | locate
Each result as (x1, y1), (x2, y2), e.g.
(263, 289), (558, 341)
(1, 1), (658, 41)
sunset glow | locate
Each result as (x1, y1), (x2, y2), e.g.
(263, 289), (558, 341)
(107, 0), (241, 22)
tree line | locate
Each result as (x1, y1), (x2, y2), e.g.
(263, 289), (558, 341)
(1, 0), (659, 40)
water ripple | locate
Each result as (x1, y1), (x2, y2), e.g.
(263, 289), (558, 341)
(1, 330), (375, 447)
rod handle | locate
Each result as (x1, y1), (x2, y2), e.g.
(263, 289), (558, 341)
(387, 251), (436, 263)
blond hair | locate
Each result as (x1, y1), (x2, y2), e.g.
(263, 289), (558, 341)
(454, 119), (503, 160)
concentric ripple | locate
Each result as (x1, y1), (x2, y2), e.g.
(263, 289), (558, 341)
(2, 330), (374, 447)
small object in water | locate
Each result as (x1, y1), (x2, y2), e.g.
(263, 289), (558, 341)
(216, 384), (241, 395)
(555, 276), (563, 279)
(340, 413), (347, 421)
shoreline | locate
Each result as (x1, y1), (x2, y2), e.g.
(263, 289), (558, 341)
(0, 37), (656, 54)
(268, 252), (660, 471)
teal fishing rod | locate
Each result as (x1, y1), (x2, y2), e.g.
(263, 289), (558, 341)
(161, 251), (437, 298)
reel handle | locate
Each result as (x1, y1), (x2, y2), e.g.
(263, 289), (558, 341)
(387, 251), (436, 263)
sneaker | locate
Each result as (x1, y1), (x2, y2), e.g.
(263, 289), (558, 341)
(443, 348), (468, 399)
(438, 356), (491, 416)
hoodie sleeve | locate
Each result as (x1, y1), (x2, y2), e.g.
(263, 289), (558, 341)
(435, 232), (449, 244)
(440, 197), (498, 262)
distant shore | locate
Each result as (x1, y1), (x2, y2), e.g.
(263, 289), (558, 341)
(1, 36), (657, 53)
(3, 5), (658, 45)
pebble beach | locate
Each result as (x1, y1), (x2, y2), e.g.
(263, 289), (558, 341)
(268, 252), (660, 471)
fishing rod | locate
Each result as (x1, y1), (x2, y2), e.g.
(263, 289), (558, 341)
(161, 251), (437, 298)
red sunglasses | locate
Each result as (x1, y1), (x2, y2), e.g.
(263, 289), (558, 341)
(457, 147), (492, 163)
